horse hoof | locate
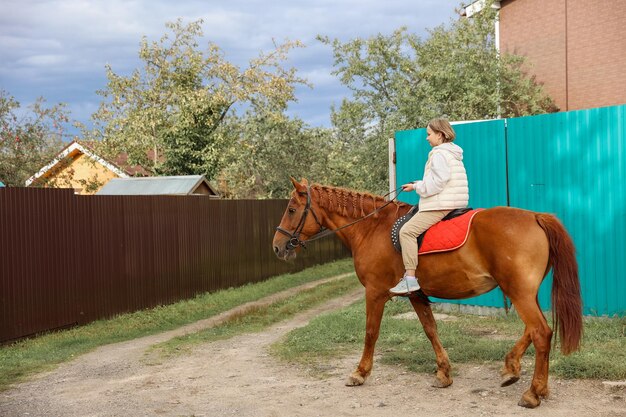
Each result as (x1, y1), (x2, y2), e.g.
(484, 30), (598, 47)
(518, 392), (541, 408)
(345, 372), (365, 386)
(500, 373), (520, 387)
(432, 378), (452, 388)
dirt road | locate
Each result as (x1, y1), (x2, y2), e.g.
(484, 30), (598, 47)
(1, 280), (624, 417)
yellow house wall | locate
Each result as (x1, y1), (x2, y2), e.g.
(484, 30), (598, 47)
(43, 153), (120, 194)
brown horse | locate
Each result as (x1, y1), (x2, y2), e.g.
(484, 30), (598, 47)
(273, 178), (583, 408)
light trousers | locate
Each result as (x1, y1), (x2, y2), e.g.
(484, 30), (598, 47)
(399, 209), (451, 270)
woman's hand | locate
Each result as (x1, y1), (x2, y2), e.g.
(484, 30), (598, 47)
(402, 183), (414, 191)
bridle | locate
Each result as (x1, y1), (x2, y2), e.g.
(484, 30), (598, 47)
(275, 186), (325, 250)
(275, 185), (403, 250)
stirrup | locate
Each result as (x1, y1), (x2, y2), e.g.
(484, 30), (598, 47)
(408, 289), (432, 305)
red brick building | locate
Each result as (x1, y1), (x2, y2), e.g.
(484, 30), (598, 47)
(466, 0), (626, 111)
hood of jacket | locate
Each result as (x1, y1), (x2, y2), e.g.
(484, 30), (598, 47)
(434, 142), (464, 161)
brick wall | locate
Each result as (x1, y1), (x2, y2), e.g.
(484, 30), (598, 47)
(566, 0), (626, 110)
(500, 0), (567, 109)
(499, 0), (626, 111)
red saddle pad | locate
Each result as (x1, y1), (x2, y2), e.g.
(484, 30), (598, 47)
(419, 209), (484, 255)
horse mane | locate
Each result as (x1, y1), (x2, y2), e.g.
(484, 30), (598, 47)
(309, 183), (408, 219)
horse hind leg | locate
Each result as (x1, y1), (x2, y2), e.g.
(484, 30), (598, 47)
(501, 327), (531, 387)
(409, 298), (453, 388)
(509, 295), (553, 408)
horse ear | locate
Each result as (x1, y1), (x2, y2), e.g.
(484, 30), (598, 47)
(290, 177), (307, 193)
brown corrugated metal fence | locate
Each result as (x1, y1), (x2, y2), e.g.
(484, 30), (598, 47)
(0, 188), (350, 343)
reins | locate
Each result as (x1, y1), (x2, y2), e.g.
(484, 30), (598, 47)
(276, 185), (404, 250)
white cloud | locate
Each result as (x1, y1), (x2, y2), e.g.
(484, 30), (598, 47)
(17, 54), (68, 66)
(299, 67), (336, 88)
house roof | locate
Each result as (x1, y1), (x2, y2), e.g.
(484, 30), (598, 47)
(462, 0), (501, 17)
(25, 140), (151, 186)
(83, 141), (152, 177)
(96, 175), (220, 197)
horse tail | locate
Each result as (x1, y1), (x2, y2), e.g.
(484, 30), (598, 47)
(535, 213), (583, 355)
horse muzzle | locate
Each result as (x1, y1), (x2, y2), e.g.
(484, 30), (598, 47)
(273, 226), (305, 260)
(273, 243), (297, 261)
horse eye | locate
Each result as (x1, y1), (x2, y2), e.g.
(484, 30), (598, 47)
(288, 207), (296, 214)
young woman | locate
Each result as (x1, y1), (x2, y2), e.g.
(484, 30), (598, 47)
(389, 118), (469, 295)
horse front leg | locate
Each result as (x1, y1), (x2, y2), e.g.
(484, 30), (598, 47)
(346, 288), (387, 386)
(409, 297), (453, 388)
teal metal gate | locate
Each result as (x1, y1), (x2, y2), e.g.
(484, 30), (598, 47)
(394, 104), (626, 316)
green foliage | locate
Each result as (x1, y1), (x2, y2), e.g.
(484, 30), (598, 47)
(76, 2), (559, 198)
(0, 91), (67, 186)
(81, 19), (308, 183)
(320, 1), (557, 193)
(217, 111), (335, 198)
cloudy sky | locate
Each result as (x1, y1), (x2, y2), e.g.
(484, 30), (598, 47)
(1, 0), (461, 137)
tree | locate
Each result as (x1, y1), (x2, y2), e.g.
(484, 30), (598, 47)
(81, 19), (308, 182)
(319, 1), (556, 193)
(0, 91), (67, 186)
(217, 111), (333, 199)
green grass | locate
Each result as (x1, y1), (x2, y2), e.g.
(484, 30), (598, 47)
(0, 259), (354, 392)
(149, 273), (360, 358)
(272, 298), (626, 380)
(551, 317), (626, 379)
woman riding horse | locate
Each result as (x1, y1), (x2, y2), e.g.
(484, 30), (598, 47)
(273, 178), (582, 409)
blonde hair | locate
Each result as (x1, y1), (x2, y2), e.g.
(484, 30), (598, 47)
(427, 118), (456, 143)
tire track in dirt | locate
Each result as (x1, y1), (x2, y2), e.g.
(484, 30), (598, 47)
(0, 273), (361, 416)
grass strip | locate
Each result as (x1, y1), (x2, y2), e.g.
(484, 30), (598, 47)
(149, 273), (360, 358)
(0, 258), (354, 391)
(272, 298), (626, 380)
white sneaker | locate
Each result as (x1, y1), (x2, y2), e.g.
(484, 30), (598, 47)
(389, 276), (420, 295)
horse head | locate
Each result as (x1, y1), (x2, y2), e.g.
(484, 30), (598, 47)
(272, 177), (325, 261)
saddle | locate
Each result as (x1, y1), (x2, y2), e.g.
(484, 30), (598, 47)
(391, 207), (483, 254)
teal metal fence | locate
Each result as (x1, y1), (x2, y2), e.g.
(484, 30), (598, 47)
(394, 104), (626, 316)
